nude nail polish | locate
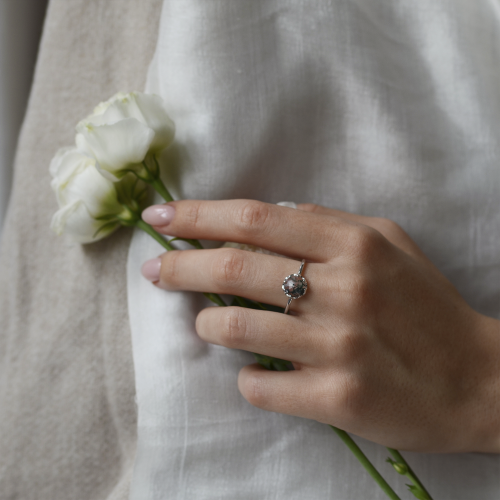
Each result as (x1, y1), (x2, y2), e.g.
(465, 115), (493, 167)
(141, 258), (162, 282)
(142, 205), (175, 226)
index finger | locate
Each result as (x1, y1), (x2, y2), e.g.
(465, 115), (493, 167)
(142, 199), (358, 263)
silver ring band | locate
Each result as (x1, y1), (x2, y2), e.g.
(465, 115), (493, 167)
(282, 259), (308, 314)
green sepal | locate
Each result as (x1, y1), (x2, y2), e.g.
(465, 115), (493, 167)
(386, 458), (408, 475)
(135, 161), (156, 182)
(116, 207), (140, 226)
(92, 220), (119, 239)
(94, 214), (119, 222)
(407, 484), (431, 500)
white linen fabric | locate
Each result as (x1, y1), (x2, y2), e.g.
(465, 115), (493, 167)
(127, 1), (500, 498)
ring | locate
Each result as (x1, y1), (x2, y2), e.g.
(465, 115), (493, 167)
(282, 259), (308, 314)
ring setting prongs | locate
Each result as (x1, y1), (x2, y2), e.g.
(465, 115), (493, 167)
(282, 260), (307, 314)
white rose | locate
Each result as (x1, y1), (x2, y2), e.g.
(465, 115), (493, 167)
(50, 147), (123, 243)
(75, 91), (175, 181)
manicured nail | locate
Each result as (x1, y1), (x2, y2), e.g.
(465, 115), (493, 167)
(142, 204), (175, 226)
(141, 258), (162, 282)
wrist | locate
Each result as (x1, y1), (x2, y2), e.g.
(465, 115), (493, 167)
(464, 314), (500, 453)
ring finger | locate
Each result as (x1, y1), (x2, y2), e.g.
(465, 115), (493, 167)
(153, 247), (323, 312)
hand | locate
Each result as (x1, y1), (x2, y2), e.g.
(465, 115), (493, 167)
(141, 199), (500, 453)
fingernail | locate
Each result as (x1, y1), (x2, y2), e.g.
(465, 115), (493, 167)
(141, 258), (162, 282)
(142, 205), (175, 226)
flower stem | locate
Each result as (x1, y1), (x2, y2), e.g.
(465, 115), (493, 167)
(135, 219), (175, 251)
(204, 292), (226, 307)
(387, 448), (433, 500)
(151, 177), (174, 202)
(329, 426), (402, 500)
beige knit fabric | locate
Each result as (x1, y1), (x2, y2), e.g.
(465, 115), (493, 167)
(0, 1), (162, 498)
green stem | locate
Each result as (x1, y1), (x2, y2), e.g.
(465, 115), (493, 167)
(169, 237), (204, 249)
(135, 219), (175, 251)
(151, 177), (174, 202)
(330, 427), (401, 500)
(204, 292), (226, 307)
(387, 448), (433, 500)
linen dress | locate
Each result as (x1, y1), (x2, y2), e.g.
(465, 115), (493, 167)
(128, 1), (500, 499)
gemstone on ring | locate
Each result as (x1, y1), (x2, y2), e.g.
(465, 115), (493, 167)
(282, 273), (308, 299)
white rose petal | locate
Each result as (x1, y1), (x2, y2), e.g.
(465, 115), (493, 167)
(51, 148), (122, 216)
(49, 146), (76, 178)
(126, 92), (175, 153)
(50, 147), (123, 244)
(91, 91), (128, 119)
(92, 92), (175, 152)
(76, 118), (154, 180)
(51, 200), (119, 244)
(75, 91), (175, 179)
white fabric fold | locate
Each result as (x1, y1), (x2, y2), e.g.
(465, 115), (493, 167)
(127, 1), (500, 498)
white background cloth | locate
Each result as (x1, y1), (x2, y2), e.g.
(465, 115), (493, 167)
(127, 1), (500, 498)
(0, 0), (47, 238)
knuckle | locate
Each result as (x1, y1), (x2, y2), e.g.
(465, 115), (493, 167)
(336, 329), (369, 363)
(342, 273), (374, 313)
(219, 308), (248, 347)
(299, 203), (321, 213)
(237, 201), (272, 235)
(346, 226), (385, 261)
(211, 249), (247, 286)
(182, 200), (203, 229)
(373, 217), (403, 236)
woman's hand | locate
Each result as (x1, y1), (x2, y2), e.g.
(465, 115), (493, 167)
(141, 199), (500, 453)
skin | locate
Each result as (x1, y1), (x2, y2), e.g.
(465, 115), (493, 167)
(144, 199), (500, 453)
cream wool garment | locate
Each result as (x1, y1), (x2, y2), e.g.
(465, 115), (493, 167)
(127, 1), (500, 499)
(0, 1), (165, 499)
